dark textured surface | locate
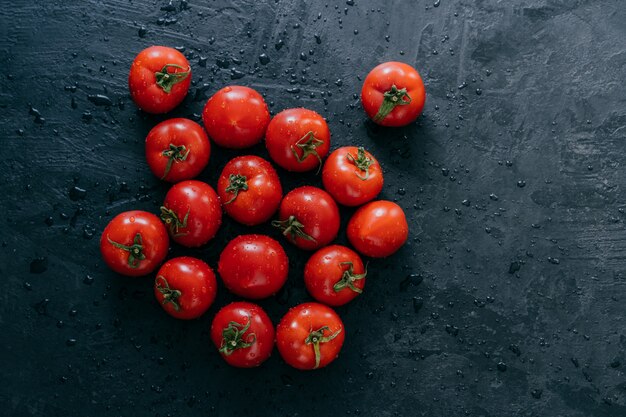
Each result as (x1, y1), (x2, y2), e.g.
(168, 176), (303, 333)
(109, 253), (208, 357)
(1, 0), (625, 416)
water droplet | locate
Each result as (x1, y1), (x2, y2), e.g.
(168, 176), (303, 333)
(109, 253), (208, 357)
(531, 389), (542, 399)
(517, 180), (526, 188)
(412, 297), (424, 312)
(508, 261), (521, 274)
(88, 94), (113, 106)
(399, 273), (423, 291)
(497, 362), (507, 371)
(69, 186), (87, 201)
(30, 257), (48, 274)
(258, 53), (270, 65)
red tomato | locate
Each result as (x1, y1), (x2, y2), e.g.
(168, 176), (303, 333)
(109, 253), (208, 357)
(304, 245), (366, 306)
(160, 180), (222, 247)
(347, 200), (408, 258)
(361, 62), (426, 127)
(128, 46), (191, 114)
(154, 257), (216, 319)
(145, 118), (210, 182)
(322, 146), (384, 206)
(100, 210), (169, 276)
(272, 186), (340, 251)
(217, 156), (282, 226)
(276, 303), (344, 370)
(202, 86), (270, 149)
(265, 108), (330, 172)
(211, 302), (275, 368)
(218, 235), (288, 299)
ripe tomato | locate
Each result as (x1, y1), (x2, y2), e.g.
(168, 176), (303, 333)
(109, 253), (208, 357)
(276, 303), (344, 370)
(304, 245), (366, 306)
(347, 200), (408, 258)
(145, 118), (210, 182)
(272, 186), (340, 251)
(361, 61), (426, 127)
(160, 180), (222, 247)
(100, 210), (169, 276)
(218, 235), (288, 299)
(211, 302), (275, 368)
(202, 86), (270, 149)
(154, 257), (216, 319)
(217, 156), (282, 226)
(322, 146), (383, 206)
(265, 108), (330, 172)
(128, 46), (191, 114)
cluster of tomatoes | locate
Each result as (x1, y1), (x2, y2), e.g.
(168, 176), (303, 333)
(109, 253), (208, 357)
(100, 46), (426, 370)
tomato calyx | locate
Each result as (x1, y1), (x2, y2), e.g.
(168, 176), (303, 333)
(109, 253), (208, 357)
(291, 131), (324, 172)
(373, 84), (412, 123)
(346, 147), (374, 180)
(161, 143), (190, 180)
(219, 319), (256, 356)
(333, 261), (367, 294)
(155, 275), (182, 311)
(305, 326), (343, 369)
(160, 206), (189, 237)
(224, 174), (248, 205)
(107, 233), (146, 268)
(271, 215), (316, 243)
(155, 64), (191, 94)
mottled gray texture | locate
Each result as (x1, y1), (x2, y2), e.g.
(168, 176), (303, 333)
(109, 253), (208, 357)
(1, 0), (625, 416)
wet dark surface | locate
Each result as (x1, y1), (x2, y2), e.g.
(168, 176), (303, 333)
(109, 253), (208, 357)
(1, 0), (626, 416)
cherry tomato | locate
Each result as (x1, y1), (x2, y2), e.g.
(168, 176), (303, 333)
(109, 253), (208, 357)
(154, 257), (216, 319)
(361, 62), (426, 127)
(217, 156), (282, 226)
(160, 180), (222, 247)
(100, 210), (169, 276)
(202, 86), (270, 149)
(218, 235), (288, 299)
(145, 118), (210, 182)
(304, 245), (366, 306)
(322, 146), (383, 206)
(272, 186), (340, 251)
(347, 200), (408, 258)
(265, 108), (330, 172)
(211, 302), (275, 368)
(128, 46), (191, 114)
(276, 303), (344, 370)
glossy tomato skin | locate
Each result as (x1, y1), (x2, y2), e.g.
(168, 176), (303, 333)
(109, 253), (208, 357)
(361, 62), (426, 127)
(128, 46), (191, 114)
(304, 245), (366, 306)
(161, 180), (222, 247)
(276, 303), (345, 370)
(154, 257), (216, 319)
(347, 201), (409, 258)
(100, 210), (169, 277)
(218, 235), (288, 299)
(145, 118), (210, 183)
(217, 156), (282, 226)
(265, 108), (330, 172)
(202, 86), (270, 149)
(322, 146), (383, 206)
(273, 186), (340, 251)
(211, 302), (275, 368)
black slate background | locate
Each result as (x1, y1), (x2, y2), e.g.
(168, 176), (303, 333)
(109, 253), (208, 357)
(1, 0), (625, 416)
